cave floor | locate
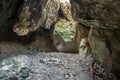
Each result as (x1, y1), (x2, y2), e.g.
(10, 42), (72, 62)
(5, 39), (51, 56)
(26, 52), (97, 80)
(25, 51), (107, 80)
(0, 42), (114, 80)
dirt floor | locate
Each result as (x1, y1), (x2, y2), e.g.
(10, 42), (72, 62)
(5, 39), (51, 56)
(26, 52), (95, 80)
(0, 42), (117, 80)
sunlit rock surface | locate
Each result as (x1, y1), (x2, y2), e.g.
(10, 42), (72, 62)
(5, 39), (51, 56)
(54, 19), (76, 42)
(60, 0), (73, 21)
(42, 0), (60, 29)
(53, 19), (80, 52)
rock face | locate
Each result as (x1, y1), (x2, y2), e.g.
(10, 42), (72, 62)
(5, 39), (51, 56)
(13, 0), (74, 36)
(0, 55), (31, 80)
(71, 0), (120, 29)
(89, 29), (120, 77)
(13, 0), (60, 36)
(71, 0), (120, 77)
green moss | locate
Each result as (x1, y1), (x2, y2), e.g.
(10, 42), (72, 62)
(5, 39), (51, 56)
(54, 21), (76, 42)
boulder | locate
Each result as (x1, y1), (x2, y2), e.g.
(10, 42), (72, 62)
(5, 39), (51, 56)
(0, 55), (31, 80)
(89, 29), (120, 77)
(53, 19), (80, 53)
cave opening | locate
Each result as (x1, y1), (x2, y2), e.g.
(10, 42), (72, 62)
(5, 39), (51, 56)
(0, 0), (120, 79)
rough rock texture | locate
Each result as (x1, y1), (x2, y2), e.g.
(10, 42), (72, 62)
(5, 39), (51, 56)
(60, 0), (73, 21)
(71, 0), (120, 29)
(13, 0), (74, 36)
(71, 0), (120, 77)
(53, 19), (80, 52)
(89, 29), (120, 77)
(13, 0), (60, 36)
(0, 55), (31, 80)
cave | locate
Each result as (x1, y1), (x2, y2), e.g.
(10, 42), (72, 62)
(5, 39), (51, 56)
(0, 0), (120, 80)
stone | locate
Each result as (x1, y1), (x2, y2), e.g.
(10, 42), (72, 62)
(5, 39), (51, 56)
(13, 6), (31, 36)
(0, 55), (31, 80)
(89, 29), (120, 77)
(79, 38), (90, 58)
(43, 0), (60, 29)
(53, 18), (80, 53)
(60, 0), (73, 21)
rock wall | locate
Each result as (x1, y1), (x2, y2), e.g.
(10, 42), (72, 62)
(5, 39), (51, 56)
(71, 0), (120, 77)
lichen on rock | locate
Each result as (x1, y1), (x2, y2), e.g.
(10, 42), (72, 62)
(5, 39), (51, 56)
(53, 18), (80, 52)
(54, 19), (76, 42)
